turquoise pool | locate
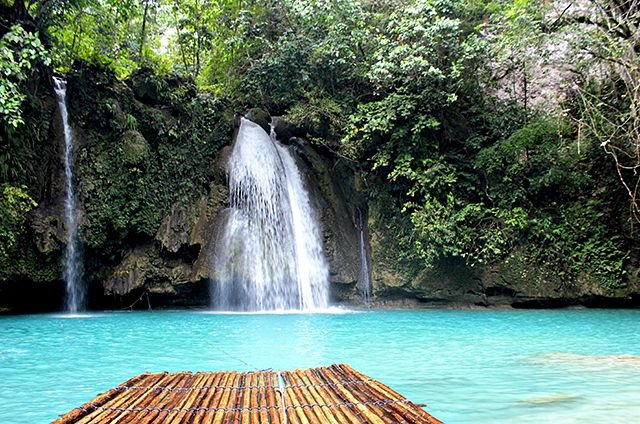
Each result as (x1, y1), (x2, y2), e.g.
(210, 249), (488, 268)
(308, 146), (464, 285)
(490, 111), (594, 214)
(1, 309), (639, 423)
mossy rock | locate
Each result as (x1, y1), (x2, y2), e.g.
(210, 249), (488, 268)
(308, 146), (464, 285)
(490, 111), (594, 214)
(272, 117), (303, 144)
(245, 108), (271, 133)
(129, 68), (164, 104)
(119, 130), (149, 165)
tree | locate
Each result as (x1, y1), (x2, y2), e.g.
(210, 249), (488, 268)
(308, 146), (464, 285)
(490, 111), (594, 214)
(0, 24), (50, 130)
(564, 0), (640, 223)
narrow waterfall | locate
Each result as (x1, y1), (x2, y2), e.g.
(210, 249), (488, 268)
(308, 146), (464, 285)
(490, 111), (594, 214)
(357, 209), (371, 303)
(212, 118), (329, 311)
(53, 77), (85, 313)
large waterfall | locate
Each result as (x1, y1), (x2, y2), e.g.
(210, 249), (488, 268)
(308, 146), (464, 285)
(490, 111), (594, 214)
(212, 118), (329, 311)
(53, 77), (85, 313)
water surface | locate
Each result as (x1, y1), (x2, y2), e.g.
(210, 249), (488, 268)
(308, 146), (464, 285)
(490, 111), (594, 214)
(1, 309), (639, 423)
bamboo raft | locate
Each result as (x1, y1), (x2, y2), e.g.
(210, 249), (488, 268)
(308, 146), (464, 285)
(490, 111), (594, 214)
(53, 364), (443, 423)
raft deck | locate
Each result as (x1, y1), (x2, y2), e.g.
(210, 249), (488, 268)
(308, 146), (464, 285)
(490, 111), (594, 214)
(53, 363), (443, 423)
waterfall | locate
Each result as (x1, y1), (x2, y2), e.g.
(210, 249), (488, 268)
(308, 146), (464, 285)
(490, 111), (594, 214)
(211, 118), (329, 311)
(53, 77), (85, 313)
(357, 208), (371, 303)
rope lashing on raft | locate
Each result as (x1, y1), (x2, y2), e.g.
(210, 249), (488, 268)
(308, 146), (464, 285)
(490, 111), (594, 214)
(111, 377), (376, 392)
(72, 398), (414, 413)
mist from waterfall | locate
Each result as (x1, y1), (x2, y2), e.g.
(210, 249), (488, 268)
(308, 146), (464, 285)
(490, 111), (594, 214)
(211, 118), (329, 311)
(53, 77), (85, 313)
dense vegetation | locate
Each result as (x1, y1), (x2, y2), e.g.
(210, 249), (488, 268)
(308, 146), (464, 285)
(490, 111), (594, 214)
(1, 0), (639, 296)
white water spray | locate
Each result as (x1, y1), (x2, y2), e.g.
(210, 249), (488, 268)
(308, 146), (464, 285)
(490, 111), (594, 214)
(53, 77), (85, 313)
(212, 118), (329, 311)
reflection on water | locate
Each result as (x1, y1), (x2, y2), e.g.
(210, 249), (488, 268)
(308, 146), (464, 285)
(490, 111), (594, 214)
(527, 352), (640, 367)
(198, 306), (354, 315)
(518, 393), (581, 406)
(49, 313), (102, 319)
(0, 309), (639, 423)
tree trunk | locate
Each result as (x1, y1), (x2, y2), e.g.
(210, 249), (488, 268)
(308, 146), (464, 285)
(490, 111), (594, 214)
(138, 0), (150, 63)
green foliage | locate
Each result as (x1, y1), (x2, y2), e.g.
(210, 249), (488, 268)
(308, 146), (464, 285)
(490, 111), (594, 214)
(235, 0), (372, 123)
(354, 73), (628, 291)
(528, 202), (627, 291)
(0, 244), (59, 283)
(69, 69), (232, 254)
(473, 118), (627, 290)
(410, 198), (529, 266)
(0, 24), (50, 128)
(343, 0), (484, 162)
(47, 0), (143, 77)
(284, 94), (346, 144)
(0, 0), (635, 296)
(475, 119), (588, 208)
(0, 184), (36, 263)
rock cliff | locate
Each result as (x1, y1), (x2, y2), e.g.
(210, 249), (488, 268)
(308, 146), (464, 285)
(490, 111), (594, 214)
(1, 67), (639, 312)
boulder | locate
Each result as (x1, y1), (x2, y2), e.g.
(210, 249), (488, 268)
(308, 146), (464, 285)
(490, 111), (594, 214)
(272, 117), (303, 144)
(244, 108), (271, 133)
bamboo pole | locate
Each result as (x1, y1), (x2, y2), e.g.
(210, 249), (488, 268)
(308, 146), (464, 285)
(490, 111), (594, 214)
(257, 372), (270, 424)
(265, 372), (281, 424)
(54, 365), (443, 424)
(51, 372), (151, 424)
(319, 367), (388, 424)
(326, 365), (398, 423)
(305, 368), (363, 423)
(77, 372), (175, 424)
(136, 372), (198, 423)
(212, 372), (240, 423)
(190, 372), (223, 423)
(296, 370), (341, 424)
(280, 372), (301, 424)
(274, 372), (287, 424)
(331, 365), (407, 423)
(285, 370), (332, 424)
(248, 372), (260, 424)
(131, 373), (191, 423)
(230, 372), (246, 423)
(92, 374), (164, 423)
(166, 371), (213, 424)
(232, 372), (248, 424)
(282, 371), (315, 424)
(199, 371), (233, 423)
(342, 364), (443, 424)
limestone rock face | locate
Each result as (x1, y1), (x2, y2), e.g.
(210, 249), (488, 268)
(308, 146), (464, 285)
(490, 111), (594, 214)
(102, 183), (228, 304)
(156, 204), (192, 254)
(367, 207), (419, 303)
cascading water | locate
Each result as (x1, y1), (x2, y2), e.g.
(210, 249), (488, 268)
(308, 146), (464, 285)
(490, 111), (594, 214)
(357, 208), (371, 303)
(211, 118), (329, 311)
(53, 77), (85, 313)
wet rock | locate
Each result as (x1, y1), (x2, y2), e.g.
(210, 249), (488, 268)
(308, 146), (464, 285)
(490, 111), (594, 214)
(129, 68), (162, 104)
(409, 258), (485, 305)
(215, 145), (232, 177)
(291, 140), (363, 295)
(272, 117), (303, 144)
(30, 208), (62, 254)
(156, 204), (191, 254)
(244, 108), (271, 133)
